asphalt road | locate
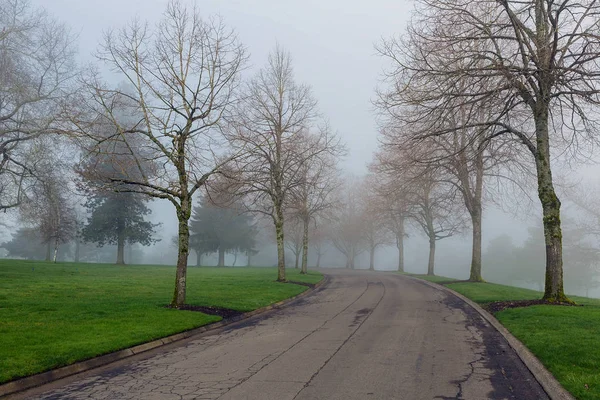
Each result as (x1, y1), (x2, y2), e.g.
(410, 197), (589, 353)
(19, 269), (549, 400)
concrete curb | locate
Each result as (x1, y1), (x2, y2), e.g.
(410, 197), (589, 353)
(0, 275), (330, 398)
(405, 276), (575, 400)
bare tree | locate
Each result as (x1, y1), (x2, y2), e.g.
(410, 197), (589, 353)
(71, 1), (247, 307)
(309, 222), (329, 269)
(284, 214), (304, 269)
(288, 134), (342, 274)
(229, 45), (333, 282)
(20, 154), (76, 263)
(0, 0), (76, 212)
(330, 179), (366, 269)
(360, 179), (394, 271)
(376, 0), (600, 302)
(368, 162), (411, 272)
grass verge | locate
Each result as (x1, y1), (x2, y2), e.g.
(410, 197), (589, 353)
(441, 281), (600, 400)
(0, 259), (322, 384)
(402, 273), (457, 284)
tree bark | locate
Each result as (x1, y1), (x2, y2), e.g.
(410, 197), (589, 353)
(218, 247), (225, 267)
(171, 197), (191, 307)
(396, 230), (405, 273)
(468, 206), (483, 282)
(301, 216), (309, 274)
(53, 237), (59, 263)
(369, 247), (375, 271)
(427, 238), (436, 276)
(534, 105), (568, 302)
(275, 206), (286, 281)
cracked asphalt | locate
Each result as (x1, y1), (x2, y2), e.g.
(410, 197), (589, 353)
(14, 269), (549, 400)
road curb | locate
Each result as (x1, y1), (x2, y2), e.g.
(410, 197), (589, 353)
(405, 276), (575, 400)
(0, 275), (330, 398)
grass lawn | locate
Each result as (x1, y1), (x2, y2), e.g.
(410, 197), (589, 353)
(0, 259), (322, 384)
(403, 273), (457, 283)
(444, 281), (600, 400)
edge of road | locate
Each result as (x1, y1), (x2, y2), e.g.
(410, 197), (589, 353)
(0, 275), (331, 399)
(404, 275), (575, 400)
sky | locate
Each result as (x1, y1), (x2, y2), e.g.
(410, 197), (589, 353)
(34, 0), (413, 175)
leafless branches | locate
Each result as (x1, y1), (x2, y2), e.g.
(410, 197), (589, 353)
(0, 0), (76, 212)
(69, 1), (247, 307)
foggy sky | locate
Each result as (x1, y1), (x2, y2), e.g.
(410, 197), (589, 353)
(33, 0), (412, 174)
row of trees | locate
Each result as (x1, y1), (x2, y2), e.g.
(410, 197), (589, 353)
(0, 0), (344, 307)
(372, 0), (600, 303)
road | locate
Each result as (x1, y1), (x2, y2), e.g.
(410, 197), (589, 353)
(19, 269), (548, 400)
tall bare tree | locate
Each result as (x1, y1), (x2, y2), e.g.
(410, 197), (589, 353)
(288, 134), (342, 274)
(330, 179), (366, 269)
(360, 179), (393, 271)
(368, 162), (411, 272)
(284, 214), (304, 269)
(71, 1), (247, 307)
(229, 46), (334, 281)
(0, 0), (76, 212)
(376, 0), (600, 301)
(20, 152), (76, 263)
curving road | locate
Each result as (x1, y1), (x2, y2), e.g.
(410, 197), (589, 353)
(18, 269), (548, 400)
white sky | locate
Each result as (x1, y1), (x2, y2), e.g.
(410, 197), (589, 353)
(35, 0), (413, 174)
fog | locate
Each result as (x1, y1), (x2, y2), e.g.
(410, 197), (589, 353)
(3, 0), (600, 301)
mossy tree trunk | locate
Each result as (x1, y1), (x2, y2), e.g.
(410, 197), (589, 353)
(172, 195), (191, 308)
(534, 104), (568, 302)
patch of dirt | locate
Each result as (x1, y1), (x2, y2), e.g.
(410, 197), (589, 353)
(287, 280), (315, 288)
(484, 299), (579, 314)
(166, 304), (244, 319)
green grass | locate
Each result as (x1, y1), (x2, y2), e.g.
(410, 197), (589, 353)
(0, 259), (322, 384)
(446, 281), (541, 304)
(403, 273), (458, 283)
(441, 281), (600, 400)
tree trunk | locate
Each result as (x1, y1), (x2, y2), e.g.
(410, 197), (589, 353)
(275, 207), (286, 281)
(369, 247), (375, 271)
(116, 218), (125, 265)
(534, 105), (569, 303)
(195, 251), (202, 267)
(301, 216), (309, 274)
(45, 242), (51, 262)
(171, 197), (191, 308)
(396, 219), (405, 273)
(468, 206), (483, 282)
(316, 252), (322, 269)
(294, 250), (300, 269)
(397, 236), (404, 273)
(53, 237), (59, 263)
(233, 251), (238, 266)
(218, 247), (225, 267)
(427, 238), (436, 276)
(246, 252), (252, 267)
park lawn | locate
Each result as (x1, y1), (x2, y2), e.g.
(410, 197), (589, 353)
(0, 259), (323, 384)
(404, 273), (457, 283)
(445, 281), (600, 400)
